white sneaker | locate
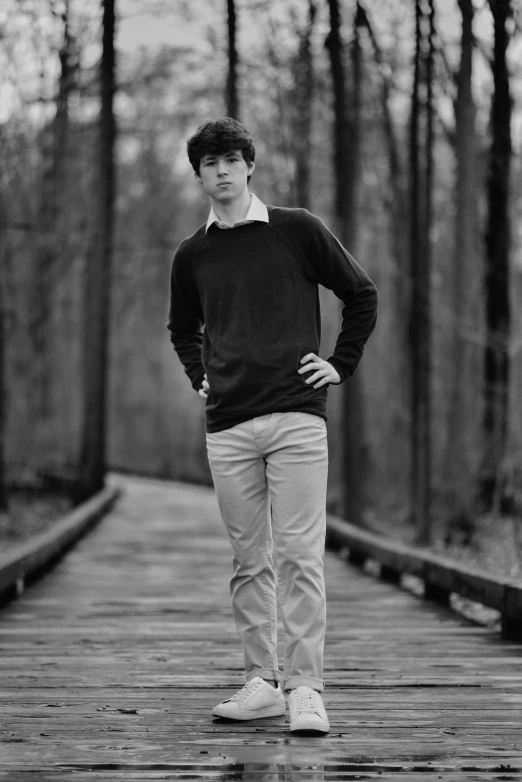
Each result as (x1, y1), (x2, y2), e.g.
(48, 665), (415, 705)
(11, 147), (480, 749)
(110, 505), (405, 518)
(212, 677), (286, 720)
(288, 686), (330, 733)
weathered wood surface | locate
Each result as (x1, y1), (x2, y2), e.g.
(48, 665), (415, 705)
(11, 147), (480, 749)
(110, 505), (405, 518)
(1, 475), (521, 780)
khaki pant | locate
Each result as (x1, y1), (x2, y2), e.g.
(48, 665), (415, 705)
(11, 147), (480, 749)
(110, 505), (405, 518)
(206, 411), (329, 692)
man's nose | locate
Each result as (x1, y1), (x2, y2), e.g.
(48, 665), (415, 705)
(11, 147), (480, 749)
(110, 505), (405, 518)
(217, 160), (229, 176)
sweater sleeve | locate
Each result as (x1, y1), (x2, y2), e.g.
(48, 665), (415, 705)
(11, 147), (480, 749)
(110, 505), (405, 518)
(167, 239), (206, 392)
(298, 212), (378, 382)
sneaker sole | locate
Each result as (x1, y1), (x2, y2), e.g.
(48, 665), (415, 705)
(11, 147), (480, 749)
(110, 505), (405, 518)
(212, 704), (286, 720)
(290, 719), (330, 733)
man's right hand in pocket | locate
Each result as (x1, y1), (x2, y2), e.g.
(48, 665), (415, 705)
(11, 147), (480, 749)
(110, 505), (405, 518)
(198, 373), (209, 399)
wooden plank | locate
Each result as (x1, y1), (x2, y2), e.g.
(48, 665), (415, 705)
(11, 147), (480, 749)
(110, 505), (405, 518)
(1, 475), (522, 777)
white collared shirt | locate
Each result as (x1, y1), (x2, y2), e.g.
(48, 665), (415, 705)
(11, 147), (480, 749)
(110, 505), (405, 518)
(206, 193), (269, 232)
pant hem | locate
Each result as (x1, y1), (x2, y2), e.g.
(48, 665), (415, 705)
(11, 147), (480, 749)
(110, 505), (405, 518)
(283, 675), (324, 692)
(246, 668), (281, 683)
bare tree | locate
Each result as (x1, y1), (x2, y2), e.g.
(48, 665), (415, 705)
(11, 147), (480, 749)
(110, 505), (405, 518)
(292, 0), (317, 210)
(358, 5), (408, 314)
(408, 0), (435, 544)
(445, 0), (478, 529)
(481, 0), (513, 511)
(326, 0), (367, 526)
(226, 0), (239, 119)
(0, 179), (9, 530)
(358, 5), (411, 504)
(76, 0), (116, 502)
(32, 0), (73, 418)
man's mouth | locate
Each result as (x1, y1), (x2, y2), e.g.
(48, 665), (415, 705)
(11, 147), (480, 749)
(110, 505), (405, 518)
(218, 182), (231, 187)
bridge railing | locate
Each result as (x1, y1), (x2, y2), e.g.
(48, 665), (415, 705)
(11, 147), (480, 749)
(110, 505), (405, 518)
(326, 514), (522, 642)
(0, 486), (120, 607)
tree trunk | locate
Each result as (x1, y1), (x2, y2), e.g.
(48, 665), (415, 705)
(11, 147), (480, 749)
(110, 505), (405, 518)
(226, 0), (239, 119)
(75, 0), (116, 503)
(481, 0), (513, 510)
(265, 27), (295, 206)
(425, 3), (435, 527)
(327, 0), (349, 228)
(32, 0), (72, 420)
(359, 5), (411, 516)
(408, 0), (434, 544)
(293, 0), (317, 210)
(358, 5), (409, 313)
(0, 178), (9, 527)
(445, 0), (478, 527)
(326, 0), (367, 526)
(54, 0), (72, 189)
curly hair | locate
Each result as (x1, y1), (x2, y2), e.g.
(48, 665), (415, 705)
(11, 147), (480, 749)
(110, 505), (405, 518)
(187, 118), (256, 183)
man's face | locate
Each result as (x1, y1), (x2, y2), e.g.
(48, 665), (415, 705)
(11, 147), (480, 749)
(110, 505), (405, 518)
(196, 149), (255, 203)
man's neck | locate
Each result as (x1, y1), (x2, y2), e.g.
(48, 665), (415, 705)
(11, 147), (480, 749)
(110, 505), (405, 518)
(211, 191), (252, 226)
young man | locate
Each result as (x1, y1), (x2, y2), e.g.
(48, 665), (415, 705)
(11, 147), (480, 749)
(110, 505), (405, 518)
(167, 118), (378, 734)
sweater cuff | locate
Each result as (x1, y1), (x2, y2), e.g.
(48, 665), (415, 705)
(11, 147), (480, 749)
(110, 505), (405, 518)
(192, 369), (206, 392)
(326, 356), (349, 384)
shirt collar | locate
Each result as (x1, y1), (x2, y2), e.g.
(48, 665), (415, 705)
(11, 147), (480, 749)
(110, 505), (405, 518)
(206, 193), (269, 232)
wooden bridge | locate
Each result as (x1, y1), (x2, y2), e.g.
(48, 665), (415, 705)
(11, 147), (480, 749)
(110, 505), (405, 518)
(1, 475), (521, 780)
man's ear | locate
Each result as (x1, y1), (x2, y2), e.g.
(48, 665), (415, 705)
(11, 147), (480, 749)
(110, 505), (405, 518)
(194, 171), (202, 184)
(248, 162), (255, 176)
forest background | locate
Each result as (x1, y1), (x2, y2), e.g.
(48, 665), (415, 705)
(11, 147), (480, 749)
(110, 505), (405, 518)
(0, 0), (521, 578)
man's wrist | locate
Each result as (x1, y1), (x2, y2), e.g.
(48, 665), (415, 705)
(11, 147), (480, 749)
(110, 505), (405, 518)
(326, 358), (347, 384)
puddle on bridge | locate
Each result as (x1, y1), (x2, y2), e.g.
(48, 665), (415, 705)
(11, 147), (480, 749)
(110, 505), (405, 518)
(211, 755), (448, 780)
(47, 757), (522, 780)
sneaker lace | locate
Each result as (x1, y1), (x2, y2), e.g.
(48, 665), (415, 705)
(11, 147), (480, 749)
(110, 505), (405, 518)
(295, 689), (320, 715)
(229, 679), (264, 704)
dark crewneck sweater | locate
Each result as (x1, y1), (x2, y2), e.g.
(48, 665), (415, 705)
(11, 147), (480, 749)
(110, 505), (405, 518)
(167, 206), (378, 434)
